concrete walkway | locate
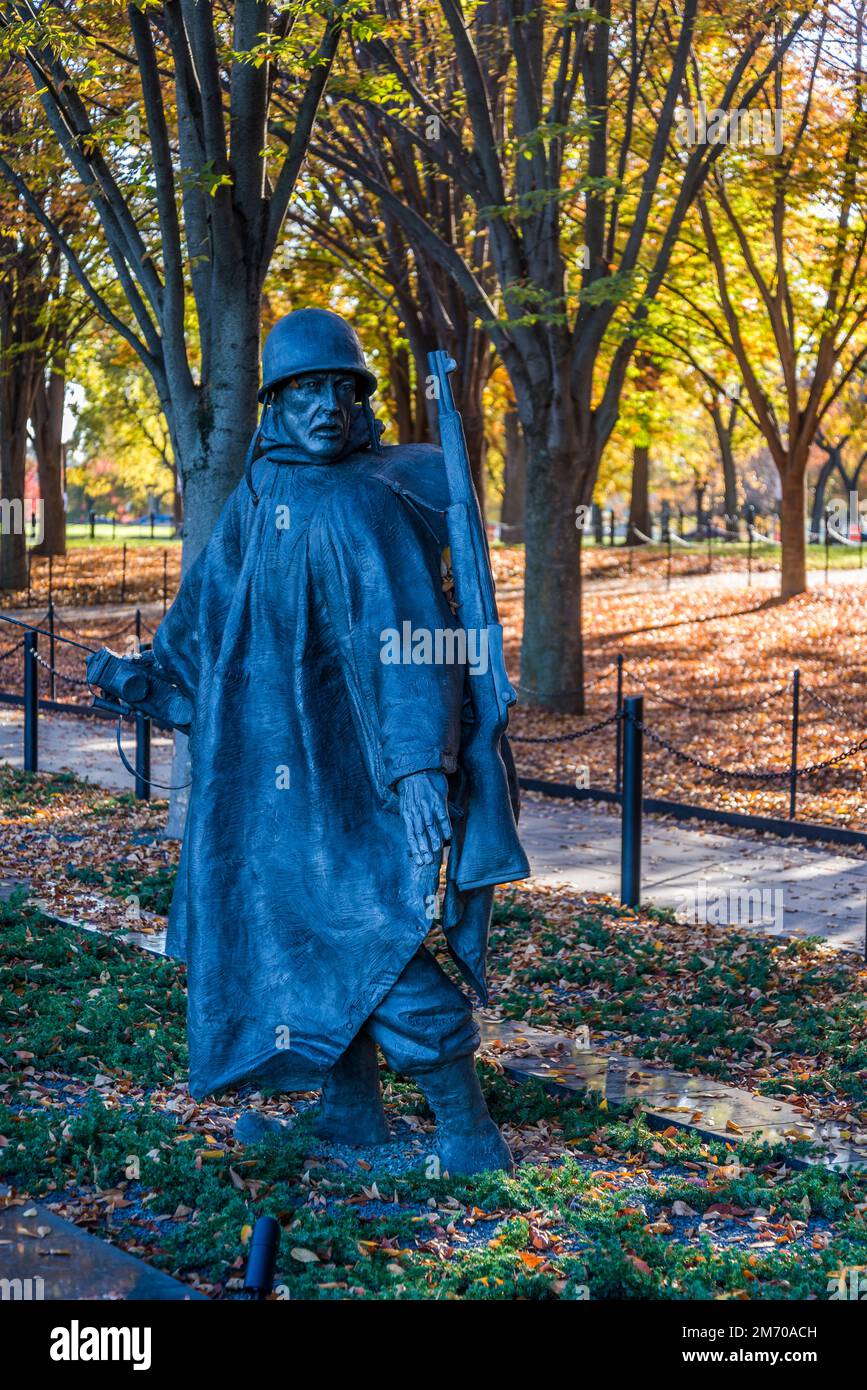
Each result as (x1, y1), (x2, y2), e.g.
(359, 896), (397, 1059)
(2, 707), (865, 950)
(520, 792), (867, 952)
(0, 706), (174, 794)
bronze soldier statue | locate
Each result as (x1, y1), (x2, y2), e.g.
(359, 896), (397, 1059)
(94, 308), (528, 1175)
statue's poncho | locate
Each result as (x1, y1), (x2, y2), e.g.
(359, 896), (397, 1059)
(155, 439), (517, 1099)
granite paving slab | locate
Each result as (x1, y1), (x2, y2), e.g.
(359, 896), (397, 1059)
(0, 1197), (204, 1300)
(477, 1017), (867, 1173)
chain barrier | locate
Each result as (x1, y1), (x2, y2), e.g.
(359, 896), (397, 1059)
(31, 650), (92, 689)
(515, 663), (616, 700)
(629, 670), (790, 715)
(0, 611), (95, 654)
(3, 604), (866, 784)
(801, 684), (859, 723)
(630, 715), (867, 781)
(509, 711), (622, 744)
(53, 611), (133, 642)
(797, 735), (867, 776)
(509, 675), (867, 781)
(0, 635), (27, 663)
(633, 717), (792, 780)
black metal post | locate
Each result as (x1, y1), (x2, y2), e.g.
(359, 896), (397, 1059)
(620, 695), (643, 907)
(614, 654), (624, 793)
(121, 542), (127, 603)
(135, 607), (142, 644)
(47, 597), (56, 701)
(608, 509), (615, 546)
(789, 667), (800, 820)
(89, 509), (96, 540)
(135, 712), (151, 801)
(112, 517), (117, 539)
(244, 1215), (280, 1300)
(24, 631), (38, 773)
(48, 553), (53, 605)
(149, 510), (155, 540)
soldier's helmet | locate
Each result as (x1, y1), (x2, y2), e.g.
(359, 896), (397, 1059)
(259, 308), (377, 402)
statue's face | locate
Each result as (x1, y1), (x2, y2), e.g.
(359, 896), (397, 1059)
(273, 371), (358, 460)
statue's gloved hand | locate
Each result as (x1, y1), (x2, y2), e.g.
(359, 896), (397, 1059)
(397, 770), (451, 867)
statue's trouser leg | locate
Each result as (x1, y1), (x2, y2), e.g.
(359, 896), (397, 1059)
(313, 1029), (389, 1146)
(365, 946), (513, 1176)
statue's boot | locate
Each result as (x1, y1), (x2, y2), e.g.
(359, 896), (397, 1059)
(312, 1031), (390, 1146)
(234, 1035), (388, 1148)
(414, 1057), (514, 1176)
(234, 1110), (292, 1145)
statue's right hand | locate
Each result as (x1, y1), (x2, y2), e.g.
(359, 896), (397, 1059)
(397, 770), (451, 867)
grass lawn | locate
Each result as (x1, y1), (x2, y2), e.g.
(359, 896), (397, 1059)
(63, 525), (181, 546)
(3, 766), (867, 1299)
(583, 539), (867, 571)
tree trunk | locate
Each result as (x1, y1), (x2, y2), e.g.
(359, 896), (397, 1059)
(0, 428), (28, 590)
(172, 292), (262, 575)
(463, 407), (487, 518)
(720, 435), (738, 538)
(627, 443), (650, 542)
(172, 460), (183, 529)
(389, 344), (414, 444)
(501, 408), (526, 539)
(30, 369), (67, 556)
(780, 464), (807, 598)
(694, 482), (707, 534)
(0, 367), (33, 591)
(520, 426), (585, 713)
(710, 400), (739, 538)
(0, 273), (39, 590)
(162, 292), (262, 835)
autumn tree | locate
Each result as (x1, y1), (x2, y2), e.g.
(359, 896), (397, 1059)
(680, 0), (867, 596)
(0, 219), (43, 587)
(316, 0), (806, 710)
(0, 71), (84, 582)
(0, 0), (347, 569)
